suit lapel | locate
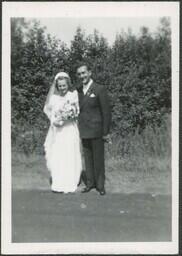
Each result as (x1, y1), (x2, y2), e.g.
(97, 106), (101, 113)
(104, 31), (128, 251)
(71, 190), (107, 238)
(80, 82), (95, 109)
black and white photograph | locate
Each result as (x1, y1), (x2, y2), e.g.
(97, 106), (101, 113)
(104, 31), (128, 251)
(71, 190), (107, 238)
(1, 1), (179, 254)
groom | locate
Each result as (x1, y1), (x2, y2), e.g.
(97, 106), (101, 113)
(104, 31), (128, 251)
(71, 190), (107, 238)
(76, 63), (111, 195)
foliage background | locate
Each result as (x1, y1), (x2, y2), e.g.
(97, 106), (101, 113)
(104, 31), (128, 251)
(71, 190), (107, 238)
(11, 17), (171, 155)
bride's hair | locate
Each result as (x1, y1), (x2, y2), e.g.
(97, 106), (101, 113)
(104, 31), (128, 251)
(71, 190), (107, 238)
(44, 72), (72, 109)
(55, 76), (72, 91)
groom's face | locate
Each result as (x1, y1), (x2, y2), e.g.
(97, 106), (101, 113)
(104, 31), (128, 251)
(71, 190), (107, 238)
(77, 66), (91, 85)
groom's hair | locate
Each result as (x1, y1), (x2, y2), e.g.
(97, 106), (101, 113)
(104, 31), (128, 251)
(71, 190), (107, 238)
(76, 62), (91, 72)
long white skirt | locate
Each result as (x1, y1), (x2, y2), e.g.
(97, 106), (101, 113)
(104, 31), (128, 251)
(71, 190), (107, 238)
(44, 121), (82, 193)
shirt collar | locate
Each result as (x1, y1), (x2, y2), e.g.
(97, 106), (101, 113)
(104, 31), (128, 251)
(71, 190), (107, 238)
(83, 79), (93, 89)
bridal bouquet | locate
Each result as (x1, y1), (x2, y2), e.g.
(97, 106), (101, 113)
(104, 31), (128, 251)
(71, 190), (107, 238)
(52, 100), (79, 126)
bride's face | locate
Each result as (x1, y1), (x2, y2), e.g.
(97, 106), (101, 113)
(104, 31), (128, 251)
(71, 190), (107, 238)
(57, 78), (69, 96)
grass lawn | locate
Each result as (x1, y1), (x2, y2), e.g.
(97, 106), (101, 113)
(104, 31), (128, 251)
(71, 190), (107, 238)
(12, 151), (171, 195)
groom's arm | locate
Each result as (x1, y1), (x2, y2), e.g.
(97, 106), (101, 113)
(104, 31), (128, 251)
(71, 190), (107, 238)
(98, 85), (111, 136)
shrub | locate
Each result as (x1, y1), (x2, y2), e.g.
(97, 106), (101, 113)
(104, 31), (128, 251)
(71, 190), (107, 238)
(105, 113), (171, 160)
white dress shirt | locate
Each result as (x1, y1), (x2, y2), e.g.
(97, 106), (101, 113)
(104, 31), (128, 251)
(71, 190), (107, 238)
(83, 79), (93, 95)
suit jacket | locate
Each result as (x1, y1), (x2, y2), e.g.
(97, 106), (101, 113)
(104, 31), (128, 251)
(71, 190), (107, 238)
(77, 81), (111, 139)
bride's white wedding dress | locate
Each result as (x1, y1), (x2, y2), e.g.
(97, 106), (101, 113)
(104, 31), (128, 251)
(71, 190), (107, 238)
(44, 90), (82, 193)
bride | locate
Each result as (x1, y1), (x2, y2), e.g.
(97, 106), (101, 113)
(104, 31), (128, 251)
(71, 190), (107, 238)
(43, 72), (82, 193)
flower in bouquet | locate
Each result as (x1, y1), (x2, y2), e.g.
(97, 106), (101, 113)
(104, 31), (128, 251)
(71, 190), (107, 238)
(53, 100), (78, 126)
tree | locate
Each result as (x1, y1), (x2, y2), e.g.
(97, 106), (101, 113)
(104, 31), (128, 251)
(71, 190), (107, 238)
(11, 18), (172, 151)
(11, 18), (69, 147)
(85, 29), (110, 84)
(68, 27), (88, 82)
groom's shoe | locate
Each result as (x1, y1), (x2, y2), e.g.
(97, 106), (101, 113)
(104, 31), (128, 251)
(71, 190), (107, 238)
(81, 186), (94, 193)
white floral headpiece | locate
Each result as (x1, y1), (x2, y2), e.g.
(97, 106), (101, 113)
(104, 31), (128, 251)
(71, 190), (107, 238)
(54, 72), (70, 80)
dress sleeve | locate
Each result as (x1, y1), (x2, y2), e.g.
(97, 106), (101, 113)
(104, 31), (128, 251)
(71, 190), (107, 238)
(71, 90), (80, 116)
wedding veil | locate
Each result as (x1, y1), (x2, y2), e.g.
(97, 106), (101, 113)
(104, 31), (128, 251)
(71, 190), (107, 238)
(43, 71), (70, 117)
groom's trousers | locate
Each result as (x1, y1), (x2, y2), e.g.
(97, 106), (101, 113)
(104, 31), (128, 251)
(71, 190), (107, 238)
(82, 137), (105, 191)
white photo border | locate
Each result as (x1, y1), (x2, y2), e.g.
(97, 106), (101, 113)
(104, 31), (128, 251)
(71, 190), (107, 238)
(2, 1), (179, 254)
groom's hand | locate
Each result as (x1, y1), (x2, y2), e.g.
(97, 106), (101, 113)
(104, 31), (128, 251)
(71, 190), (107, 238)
(103, 134), (112, 144)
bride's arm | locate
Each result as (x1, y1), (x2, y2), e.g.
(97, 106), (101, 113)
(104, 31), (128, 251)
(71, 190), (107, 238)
(71, 90), (80, 117)
(43, 104), (52, 120)
(45, 96), (65, 127)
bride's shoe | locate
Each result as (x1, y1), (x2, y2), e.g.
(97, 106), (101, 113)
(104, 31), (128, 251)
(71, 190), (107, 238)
(52, 190), (63, 194)
(81, 186), (94, 193)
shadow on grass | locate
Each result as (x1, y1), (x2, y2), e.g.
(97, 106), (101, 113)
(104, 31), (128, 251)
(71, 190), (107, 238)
(12, 151), (171, 195)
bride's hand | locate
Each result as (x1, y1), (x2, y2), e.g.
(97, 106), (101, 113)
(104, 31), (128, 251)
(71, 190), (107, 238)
(53, 121), (63, 127)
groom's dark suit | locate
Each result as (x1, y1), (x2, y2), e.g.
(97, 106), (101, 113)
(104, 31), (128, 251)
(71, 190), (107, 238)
(77, 81), (111, 191)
